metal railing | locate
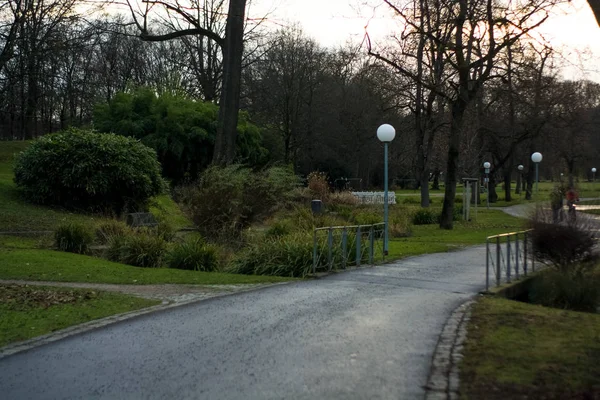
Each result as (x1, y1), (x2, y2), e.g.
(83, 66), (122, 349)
(485, 230), (536, 291)
(313, 223), (385, 274)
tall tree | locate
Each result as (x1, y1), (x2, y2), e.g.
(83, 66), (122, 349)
(369, 0), (557, 228)
(125, 0), (247, 164)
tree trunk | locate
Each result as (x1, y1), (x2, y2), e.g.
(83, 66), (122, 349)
(414, 10), (430, 209)
(212, 0), (246, 165)
(489, 173), (498, 203)
(420, 174), (430, 207)
(416, 142), (430, 207)
(432, 169), (440, 190)
(503, 167), (512, 202)
(440, 98), (467, 229)
(515, 172), (521, 194)
(567, 159), (575, 187)
(525, 170), (534, 200)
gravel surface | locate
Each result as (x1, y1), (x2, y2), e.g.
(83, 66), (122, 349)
(0, 246), (488, 400)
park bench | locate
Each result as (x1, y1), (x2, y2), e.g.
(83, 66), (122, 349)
(351, 192), (397, 205)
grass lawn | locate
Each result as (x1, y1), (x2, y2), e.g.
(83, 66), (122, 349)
(0, 160), (109, 232)
(460, 297), (600, 399)
(388, 208), (525, 258)
(0, 284), (159, 347)
(0, 241), (292, 284)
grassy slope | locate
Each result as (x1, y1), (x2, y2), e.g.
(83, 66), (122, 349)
(0, 141), (290, 285)
(388, 208), (525, 258)
(0, 284), (159, 347)
(0, 236), (291, 284)
(0, 141), (192, 232)
(0, 141), (113, 231)
(460, 297), (600, 399)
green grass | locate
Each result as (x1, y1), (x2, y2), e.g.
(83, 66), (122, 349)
(0, 141), (31, 163)
(0, 244), (292, 284)
(388, 208), (524, 259)
(0, 141), (110, 232)
(0, 284), (159, 347)
(150, 194), (193, 230)
(582, 209), (600, 215)
(460, 297), (600, 399)
(578, 199), (600, 205)
(0, 167), (107, 232)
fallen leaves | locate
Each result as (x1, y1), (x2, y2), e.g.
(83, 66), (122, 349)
(0, 284), (98, 310)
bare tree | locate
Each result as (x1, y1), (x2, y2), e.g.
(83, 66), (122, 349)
(479, 43), (556, 202)
(369, 0), (557, 228)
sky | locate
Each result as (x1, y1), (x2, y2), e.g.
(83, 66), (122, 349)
(252, 0), (600, 81)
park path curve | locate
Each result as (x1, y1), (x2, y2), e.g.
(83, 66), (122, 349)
(0, 245), (488, 400)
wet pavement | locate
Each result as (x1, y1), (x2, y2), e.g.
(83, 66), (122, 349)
(0, 246), (487, 400)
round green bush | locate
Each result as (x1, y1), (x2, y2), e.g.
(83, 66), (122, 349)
(55, 223), (94, 254)
(176, 164), (299, 240)
(13, 128), (166, 214)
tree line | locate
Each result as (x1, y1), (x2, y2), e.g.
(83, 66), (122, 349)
(1, 0), (599, 229)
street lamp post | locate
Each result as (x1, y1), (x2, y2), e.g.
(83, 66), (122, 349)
(592, 168), (597, 182)
(531, 152), (543, 194)
(517, 164), (524, 197)
(377, 124), (396, 256)
(484, 162), (491, 209)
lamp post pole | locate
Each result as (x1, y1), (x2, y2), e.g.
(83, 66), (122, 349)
(531, 152), (543, 195)
(592, 168), (596, 182)
(484, 162), (491, 209)
(377, 124), (396, 256)
(517, 164), (524, 198)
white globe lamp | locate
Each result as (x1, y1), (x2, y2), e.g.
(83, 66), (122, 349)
(531, 152), (542, 194)
(377, 124), (395, 256)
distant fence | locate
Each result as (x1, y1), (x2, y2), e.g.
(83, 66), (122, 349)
(351, 192), (396, 205)
(485, 230), (537, 291)
(313, 223), (385, 274)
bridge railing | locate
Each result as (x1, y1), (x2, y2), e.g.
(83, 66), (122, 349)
(313, 223), (385, 274)
(485, 229), (536, 291)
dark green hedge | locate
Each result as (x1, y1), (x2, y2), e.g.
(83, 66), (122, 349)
(13, 128), (166, 214)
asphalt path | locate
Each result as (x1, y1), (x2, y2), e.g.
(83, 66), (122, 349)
(0, 246), (487, 400)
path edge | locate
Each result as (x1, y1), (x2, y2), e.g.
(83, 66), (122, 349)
(424, 298), (475, 400)
(0, 282), (287, 360)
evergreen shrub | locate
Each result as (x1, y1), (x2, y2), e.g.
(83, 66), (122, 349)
(14, 128), (166, 214)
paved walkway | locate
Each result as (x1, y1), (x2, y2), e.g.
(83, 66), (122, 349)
(6, 202), (568, 399)
(0, 246), (488, 400)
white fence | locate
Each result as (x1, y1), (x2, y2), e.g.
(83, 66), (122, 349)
(351, 192), (397, 205)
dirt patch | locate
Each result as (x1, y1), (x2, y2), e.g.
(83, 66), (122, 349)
(0, 284), (99, 310)
(0, 280), (284, 304)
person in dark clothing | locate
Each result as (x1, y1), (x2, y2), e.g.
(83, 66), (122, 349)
(566, 186), (579, 222)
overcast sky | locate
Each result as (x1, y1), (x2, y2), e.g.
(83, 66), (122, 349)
(252, 0), (600, 81)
